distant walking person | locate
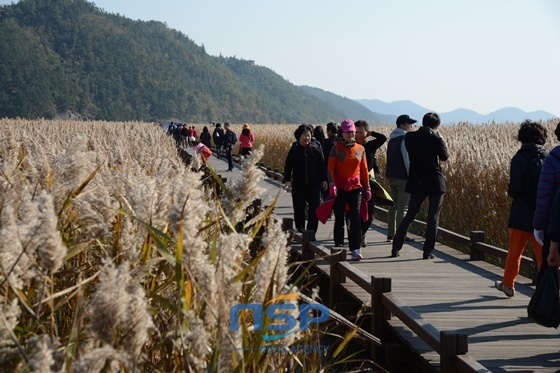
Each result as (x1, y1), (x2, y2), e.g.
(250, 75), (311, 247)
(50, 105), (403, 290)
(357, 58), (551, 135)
(354, 120), (387, 247)
(284, 124), (328, 233)
(181, 125), (191, 147)
(391, 112), (448, 259)
(199, 126), (212, 148)
(386, 115), (416, 242)
(213, 123), (225, 158)
(328, 119), (371, 261)
(495, 120), (548, 297)
(533, 122), (560, 286)
(223, 123), (238, 172)
(239, 123), (255, 156)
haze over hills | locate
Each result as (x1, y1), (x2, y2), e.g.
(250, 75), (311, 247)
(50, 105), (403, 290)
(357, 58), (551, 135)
(358, 99), (558, 125)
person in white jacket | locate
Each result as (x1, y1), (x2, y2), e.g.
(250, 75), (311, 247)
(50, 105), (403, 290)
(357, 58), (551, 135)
(385, 115), (416, 242)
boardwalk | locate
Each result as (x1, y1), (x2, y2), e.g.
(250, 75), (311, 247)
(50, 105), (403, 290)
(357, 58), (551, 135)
(200, 150), (560, 372)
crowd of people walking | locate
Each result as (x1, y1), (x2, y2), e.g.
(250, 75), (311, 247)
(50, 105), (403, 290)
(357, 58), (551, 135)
(166, 117), (560, 292)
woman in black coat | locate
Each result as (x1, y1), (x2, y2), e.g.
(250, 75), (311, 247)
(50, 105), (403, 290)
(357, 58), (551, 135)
(200, 126), (212, 148)
(284, 124), (328, 233)
(495, 120), (548, 297)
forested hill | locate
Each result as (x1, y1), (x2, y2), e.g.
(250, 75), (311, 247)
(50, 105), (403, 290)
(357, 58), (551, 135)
(0, 0), (382, 123)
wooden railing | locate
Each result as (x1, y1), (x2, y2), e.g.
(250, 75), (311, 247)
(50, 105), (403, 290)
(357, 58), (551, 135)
(373, 207), (538, 282)
(281, 219), (490, 373)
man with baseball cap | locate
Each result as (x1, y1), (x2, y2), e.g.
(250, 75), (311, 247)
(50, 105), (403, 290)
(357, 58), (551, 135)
(391, 112), (449, 259)
(385, 115), (417, 243)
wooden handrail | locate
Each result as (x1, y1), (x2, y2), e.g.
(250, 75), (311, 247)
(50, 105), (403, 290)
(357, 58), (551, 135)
(282, 222), (485, 372)
(381, 292), (440, 352)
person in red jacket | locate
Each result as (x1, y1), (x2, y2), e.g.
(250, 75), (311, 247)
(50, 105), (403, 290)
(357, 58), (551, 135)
(239, 123), (255, 156)
(328, 119), (371, 261)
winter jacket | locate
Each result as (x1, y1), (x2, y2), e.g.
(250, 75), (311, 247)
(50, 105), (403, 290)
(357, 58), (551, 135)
(386, 127), (410, 180)
(362, 131), (387, 173)
(200, 131), (212, 148)
(212, 127), (225, 147)
(549, 187), (560, 242)
(284, 139), (327, 188)
(328, 142), (369, 191)
(507, 143), (548, 232)
(534, 146), (560, 233)
(239, 132), (255, 149)
(404, 126), (449, 194)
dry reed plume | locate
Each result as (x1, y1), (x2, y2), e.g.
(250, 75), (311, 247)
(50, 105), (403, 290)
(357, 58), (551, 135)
(0, 119), (322, 372)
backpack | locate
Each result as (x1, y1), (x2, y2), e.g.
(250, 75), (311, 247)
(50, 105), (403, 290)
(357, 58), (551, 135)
(521, 151), (546, 210)
(227, 130), (238, 145)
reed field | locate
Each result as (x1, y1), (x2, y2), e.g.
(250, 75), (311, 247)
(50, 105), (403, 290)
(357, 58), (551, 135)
(1, 119), (368, 372)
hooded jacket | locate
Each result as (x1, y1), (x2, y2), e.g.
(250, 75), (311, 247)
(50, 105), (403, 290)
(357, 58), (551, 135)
(386, 127), (410, 180)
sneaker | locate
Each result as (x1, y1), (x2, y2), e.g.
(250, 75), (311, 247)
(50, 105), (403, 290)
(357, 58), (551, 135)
(351, 249), (363, 261)
(391, 249), (400, 257)
(495, 280), (515, 297)
(422, 253), (435, 260)
(386, 236), (393, 242)
(404, 237), (415, 243)
(360, 236), (366, 248)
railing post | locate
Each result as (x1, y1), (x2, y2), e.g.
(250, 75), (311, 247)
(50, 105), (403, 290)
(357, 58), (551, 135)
(329, 248), (347, 310)
(302, 230), (316, 262)
(469, 231), (486, 261)
(371, 276), (392, 361)
(282, 218), (293, 231)
(440, 332), (468, 372)
(273, 168), (279, 180)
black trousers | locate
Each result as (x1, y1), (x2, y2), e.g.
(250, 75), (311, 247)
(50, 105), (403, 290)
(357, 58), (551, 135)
(291, 184), (321, 233)
(334, 189), (362, 251)
(393, 190), (444, 256)
(361, 181), (376, 237)
(225, 147), (233, 169)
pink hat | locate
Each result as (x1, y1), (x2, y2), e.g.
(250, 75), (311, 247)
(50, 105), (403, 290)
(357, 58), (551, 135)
(340, 119), (356, 133)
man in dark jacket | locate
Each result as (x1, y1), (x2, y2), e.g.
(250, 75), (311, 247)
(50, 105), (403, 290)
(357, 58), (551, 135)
(391, 112), (448, 259)
(212, 123), (225, 158)
(284, 124), (328, 233)
(355, 120), (387, 247)
(223, 123), (237, 171)
(386, 114), (416, 242)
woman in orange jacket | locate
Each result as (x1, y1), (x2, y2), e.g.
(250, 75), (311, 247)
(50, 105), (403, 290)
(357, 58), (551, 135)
(328, 119), (371, 261)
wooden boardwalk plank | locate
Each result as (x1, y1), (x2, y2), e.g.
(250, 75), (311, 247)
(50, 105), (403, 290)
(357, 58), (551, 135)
(202, 152), (560, 372)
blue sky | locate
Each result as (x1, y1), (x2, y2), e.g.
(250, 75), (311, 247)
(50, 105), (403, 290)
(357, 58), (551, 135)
(2, 0), (559, 117)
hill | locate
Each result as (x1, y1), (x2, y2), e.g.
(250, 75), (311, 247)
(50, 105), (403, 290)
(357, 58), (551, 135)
(358, 99), (557, 124)
(300, 86), (395, 125)
(0, 0), (351, 123)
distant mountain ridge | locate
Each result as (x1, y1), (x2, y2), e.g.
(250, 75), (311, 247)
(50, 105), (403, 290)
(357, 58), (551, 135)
(299, 86), (395, 124)
(358, 99), (557, 124)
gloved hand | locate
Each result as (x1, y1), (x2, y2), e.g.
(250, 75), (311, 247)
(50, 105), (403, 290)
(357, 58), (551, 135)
(364, 189), (372, 202)
(329, 184), (337, 198)
(534, 229), (544, 246)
